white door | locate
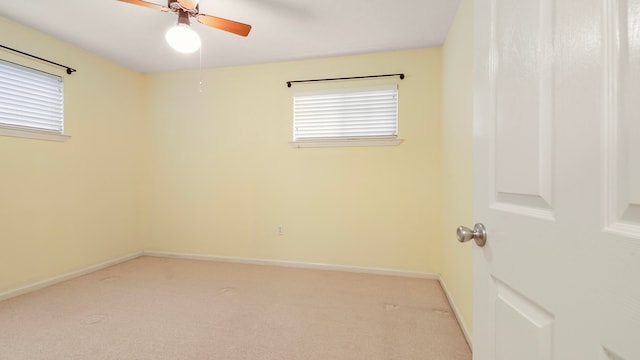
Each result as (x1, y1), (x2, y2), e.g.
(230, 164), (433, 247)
(472, 0), (640, 359)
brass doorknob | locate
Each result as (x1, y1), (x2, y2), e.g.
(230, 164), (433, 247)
(457, 223), (487, 247)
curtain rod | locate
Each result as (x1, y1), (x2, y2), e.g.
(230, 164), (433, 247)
(0, 45), (77, 75)
(286, 73), (404, 88)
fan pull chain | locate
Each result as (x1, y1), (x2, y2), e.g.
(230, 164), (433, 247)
(199, 45), (203, 93)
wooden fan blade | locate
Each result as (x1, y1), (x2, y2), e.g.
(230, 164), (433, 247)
(117, 0), (169, 12)
(177, 0), (199, 10)
(197, 14), (252, 37)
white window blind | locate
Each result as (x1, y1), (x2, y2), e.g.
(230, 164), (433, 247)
(0, 59), (64, 133)
(293, 85), (398, 141)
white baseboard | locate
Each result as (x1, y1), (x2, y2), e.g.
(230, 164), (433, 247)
(142, 250), (440, 280)
(439, 277), (473, 349)
(0, 252), (142, 302)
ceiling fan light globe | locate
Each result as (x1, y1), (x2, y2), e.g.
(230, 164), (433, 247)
(165, 24), (201, 54)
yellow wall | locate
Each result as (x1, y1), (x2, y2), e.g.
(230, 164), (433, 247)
(0, 18), (145, 293)
(142, 49), (444, 273)
(441, 0), (474, 337)
(1, 15), (471, 318)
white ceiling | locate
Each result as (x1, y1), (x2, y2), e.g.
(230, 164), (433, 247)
(0, 0), (460, 74)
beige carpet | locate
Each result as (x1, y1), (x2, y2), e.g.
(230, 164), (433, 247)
(0, 257), (471, 359)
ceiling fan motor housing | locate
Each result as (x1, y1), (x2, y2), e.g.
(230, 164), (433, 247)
(169, 0), (199, 16)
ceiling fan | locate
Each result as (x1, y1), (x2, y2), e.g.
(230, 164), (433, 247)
(118, 0), (251, 52)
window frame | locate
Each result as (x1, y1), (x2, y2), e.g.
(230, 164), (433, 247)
(0, 59), (69, 142)
(290, 84), (403, 148)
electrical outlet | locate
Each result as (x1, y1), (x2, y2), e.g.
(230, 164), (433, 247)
(277, 225), (284, 236)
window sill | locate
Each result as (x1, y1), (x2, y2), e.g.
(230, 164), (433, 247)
(289, 137), (404, 148)
(0, 126), (70, 142)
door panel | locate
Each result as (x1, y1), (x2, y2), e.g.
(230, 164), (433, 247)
(494, 279), (553, 360)
(606, 0), (640, 233)
(491, 0), (554, 219)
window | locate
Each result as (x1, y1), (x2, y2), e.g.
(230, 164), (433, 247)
(291, 84), (402, 147)
(0, 59), (68, 141)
